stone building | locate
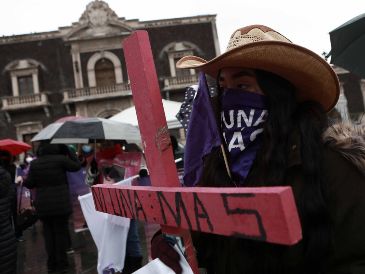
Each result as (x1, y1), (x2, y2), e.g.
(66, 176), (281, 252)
(332, 66), (365, 123)
(0, 0), (220, 143)
(0, 1), (363, 146)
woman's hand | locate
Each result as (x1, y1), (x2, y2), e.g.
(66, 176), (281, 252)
(151, 233), (182, 274)
(15, 176), (23, 185)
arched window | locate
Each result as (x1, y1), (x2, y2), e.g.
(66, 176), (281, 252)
(95, 58), (116, 87)
(96, 108), (120, 119)
(87, 51), (123, 87)
(159, 42), (202, 77)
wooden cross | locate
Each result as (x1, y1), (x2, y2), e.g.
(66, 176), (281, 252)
(91, 31), (302, 273)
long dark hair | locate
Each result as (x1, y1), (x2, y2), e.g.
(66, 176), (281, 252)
(256, 70), (330, 271)
(200, 69), (330, 271)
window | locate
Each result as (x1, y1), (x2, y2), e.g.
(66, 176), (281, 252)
(15, 122), (43, 157)
(95, 58), (116, 87)
(18, 75), (34, 95)
(164, 42), (197, 77)
(5, 59), (42, 96)
(87, 51), (123, 87)
(22, 133), (37, 153)
(174, 58), (191, 77)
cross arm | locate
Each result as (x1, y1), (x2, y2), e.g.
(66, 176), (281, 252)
(92, 184), (302, 245)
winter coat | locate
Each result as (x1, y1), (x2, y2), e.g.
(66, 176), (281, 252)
(195, 123), (365, 274)
(0, 166), (17, 274)
(24, 144), (81, 217)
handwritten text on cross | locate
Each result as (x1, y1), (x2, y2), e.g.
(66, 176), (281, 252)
(92, 184), (301, 245)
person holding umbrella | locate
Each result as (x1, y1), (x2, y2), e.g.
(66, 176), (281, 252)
(0, 140), (31, 242)
(151, 24), (365, 274)
(24, 142), (81, 273)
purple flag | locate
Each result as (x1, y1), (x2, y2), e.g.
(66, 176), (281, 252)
(183, 72), (222, 186)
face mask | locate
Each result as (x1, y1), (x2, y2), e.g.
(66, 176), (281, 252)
(220, 88), (268, 184)
(25, 156), (33, 164)
(82, 145), (92, 154)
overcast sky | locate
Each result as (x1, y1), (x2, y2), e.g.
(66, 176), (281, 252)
(0, 0), (364, 57)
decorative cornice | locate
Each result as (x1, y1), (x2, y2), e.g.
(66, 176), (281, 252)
(0, 31), (60, 45)
(138, 15), (216, 29)
(0, 0), (216, 45)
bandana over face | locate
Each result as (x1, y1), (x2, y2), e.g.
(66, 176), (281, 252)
(220, 89), (268, 184)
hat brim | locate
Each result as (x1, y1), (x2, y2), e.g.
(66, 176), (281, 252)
(176, 41), (340, 112)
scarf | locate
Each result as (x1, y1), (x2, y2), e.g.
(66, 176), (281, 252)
(220, 89), (268, 184)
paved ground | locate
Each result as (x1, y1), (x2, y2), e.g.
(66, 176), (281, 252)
(16, 219), (151, 274)
(17, 220), (98, 274)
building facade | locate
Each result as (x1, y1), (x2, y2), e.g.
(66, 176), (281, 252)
(0, 1), (363, 145)
(0, 0), (220, 143)
(332, 66), (365, 123)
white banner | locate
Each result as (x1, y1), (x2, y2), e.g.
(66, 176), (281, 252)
(79, 176), (138, 273)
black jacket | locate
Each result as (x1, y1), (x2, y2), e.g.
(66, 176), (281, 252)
(24, 144), (81, 217)
(195, 124), (365, 274)
(0, 166), (17, 274)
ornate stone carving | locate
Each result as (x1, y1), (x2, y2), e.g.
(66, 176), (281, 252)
(64, 0), (132, 40)
(79, 0), (118, 27)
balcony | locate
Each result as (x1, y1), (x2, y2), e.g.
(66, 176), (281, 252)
(162, 74), (199, 91)
(62, 83), (132, 103)
(1, 93), (49, 111)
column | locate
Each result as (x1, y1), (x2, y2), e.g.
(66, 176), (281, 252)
(32, 72), (40, 94)
(11, 73), (19, 96)
(71, 44), (84, 88)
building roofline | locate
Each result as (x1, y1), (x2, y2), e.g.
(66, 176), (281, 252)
(0, 14), (217, 45)
(136, 14), (216, 28)
(0, 31), (61, 45)
(138, 14), (216, 24)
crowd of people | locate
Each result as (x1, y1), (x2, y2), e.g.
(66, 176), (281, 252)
(0, 140), (149, 274)
(0, 143), (81, 273)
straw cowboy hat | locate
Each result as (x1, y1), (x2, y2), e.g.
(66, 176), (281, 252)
(176, 25), (340, 112)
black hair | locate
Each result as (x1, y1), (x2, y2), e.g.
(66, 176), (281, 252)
(37, 142), (62, 156)
(252, 70), (298, 184)
(293, 101), (330, 270)
(0, 150), (11, 166)
(256, 70), (330, 270)
(200, 69), (330, 271)
(170, 135), (178, 151)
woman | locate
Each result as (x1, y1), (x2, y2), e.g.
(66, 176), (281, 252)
(0, 150), (17, 274)
(152, 25), (365, 273)
(24, 143), (81, 273)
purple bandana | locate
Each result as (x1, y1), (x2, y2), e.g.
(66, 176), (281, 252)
(221, 89), (268, 184)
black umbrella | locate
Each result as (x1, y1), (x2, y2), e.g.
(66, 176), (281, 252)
(31, 117), (141, 144)
(329, 13), (365, 78)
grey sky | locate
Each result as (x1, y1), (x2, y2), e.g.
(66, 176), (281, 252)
(0, 0), (364, 56)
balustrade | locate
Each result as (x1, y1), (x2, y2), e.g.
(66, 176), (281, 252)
(63, 83), (131, 102)
(1, 93), (48, 110)
(163, 74), (198, 90)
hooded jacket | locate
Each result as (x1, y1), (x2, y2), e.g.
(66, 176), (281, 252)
(195, 123), (365, 274)
(0, 166), (17, 274)
(321, 123), (365, 273)
(24, 144), (81, 217)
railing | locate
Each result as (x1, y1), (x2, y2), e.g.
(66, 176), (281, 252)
(162, 74), (199, 90)
(63, 83), (132, 103)
(1, 93), (48, 110)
